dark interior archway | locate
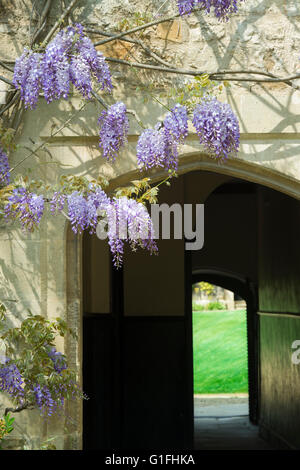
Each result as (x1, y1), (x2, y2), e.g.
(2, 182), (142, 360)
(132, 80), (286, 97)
(82, 170), (300, 450)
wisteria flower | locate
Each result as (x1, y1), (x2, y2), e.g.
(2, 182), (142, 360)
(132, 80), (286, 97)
(13, 23), (112, 109)
(13, 50), (44, 109)
(163, 104), (188, 144)
(192, 96), (240, 160)
(137, 105), (188, 171)
(98, 102), (129, 161)
(50, 191), (67, 215)
(47, 346), (67, 374)
(4, 187), (45, 231)
(33, 383), (55, 417)
(67, 186), (110, 234)
(107, 197), (157, 268)
(136, 126), (168, 170)
(0, 147), (10, 187)
(177, 0), (242, 20)
(0, 360), (24, 399)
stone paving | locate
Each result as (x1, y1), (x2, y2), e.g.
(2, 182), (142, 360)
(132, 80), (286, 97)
(194, 395), (274, 450)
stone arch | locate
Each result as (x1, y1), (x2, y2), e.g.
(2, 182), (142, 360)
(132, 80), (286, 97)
(109, 153), (300, 201)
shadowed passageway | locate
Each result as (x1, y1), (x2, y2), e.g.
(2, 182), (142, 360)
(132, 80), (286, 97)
(194, 396), (273, 450)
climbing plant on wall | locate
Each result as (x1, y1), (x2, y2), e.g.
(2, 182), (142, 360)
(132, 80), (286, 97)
(0, 0), (299, 444)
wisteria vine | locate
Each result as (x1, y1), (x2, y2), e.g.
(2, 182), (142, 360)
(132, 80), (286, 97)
(0, 310), (86, 418)
(0, 19), (241, 269)
(13, 23), (112, 109)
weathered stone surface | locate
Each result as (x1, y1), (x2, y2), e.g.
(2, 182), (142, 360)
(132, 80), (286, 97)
(1, 0), (300, 450)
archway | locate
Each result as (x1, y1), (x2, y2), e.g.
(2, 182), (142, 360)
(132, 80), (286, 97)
(79, 166), (300, 450)
(192, 268), (258, 424)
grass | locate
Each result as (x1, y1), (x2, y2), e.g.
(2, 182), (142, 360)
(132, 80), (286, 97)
(193, 309), (248, 394)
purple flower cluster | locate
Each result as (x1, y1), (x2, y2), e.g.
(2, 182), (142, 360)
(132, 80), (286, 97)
(50, 191), (67, 214)
(177, 0), (195, 15)
(164, 104), (189, 144)
(66, 186), (110, 234)
(33, 384), (55, 417)
(177, 0), (241, 20)
(13, 50), (44, 109)
(0, 147), (10, 187)
(0, 360), (24, 399)
(98, 102), (129, 161)
(13, 24), (112, 109)
(4, 187), (45, 231)
(47, 347), (67, 374)
(107, 197), (158, 268)
(9, 182), (156, 267)
(136, 126), (167, 169)
(206, 0), (240, 20)
(51, 185), (156, 267)
(137, 104), (188, 170)
(192, 97), (240, 159)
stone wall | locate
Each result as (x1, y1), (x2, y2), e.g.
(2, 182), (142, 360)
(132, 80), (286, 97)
(0, 0), (300, 449)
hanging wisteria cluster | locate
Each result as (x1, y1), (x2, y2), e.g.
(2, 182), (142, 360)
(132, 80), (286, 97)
(33, 384), (55, 416)
(176, 0), (242, 20)
(64, 185), (110, 234)
(4, 187), (45, 231)
(137, 104), (188, 171)
(31, 379), (83, 417)
(0, 310), (86, 420)
(13, 24), (112, 109)
(0, 182), (157, 268)
(47, 347), (67, 374)
(50, 187), (157, 267)
(192, 97), (240, 160)
(0, 97), (239, 259)
(107, 196), (158, 267)
(0, 360), (24, 400)
(0, 147), (10, 187)
(137, 98), (239, 169)
(5, 20), (241, 270)
(0, 351), (83, 417)
(98, 102), (129, 161)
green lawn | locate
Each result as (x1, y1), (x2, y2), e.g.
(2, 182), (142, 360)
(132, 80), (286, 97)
(193, 309), (248, 394)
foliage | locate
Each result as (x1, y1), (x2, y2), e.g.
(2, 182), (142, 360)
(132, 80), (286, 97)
(161, 75), (226, 112)
(0, 302), (86, 418)
(206, 301), (226, 310)
(192, 301), (225, 311)
(198, 281), (215, 297)
(0, 413), (14, 444)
